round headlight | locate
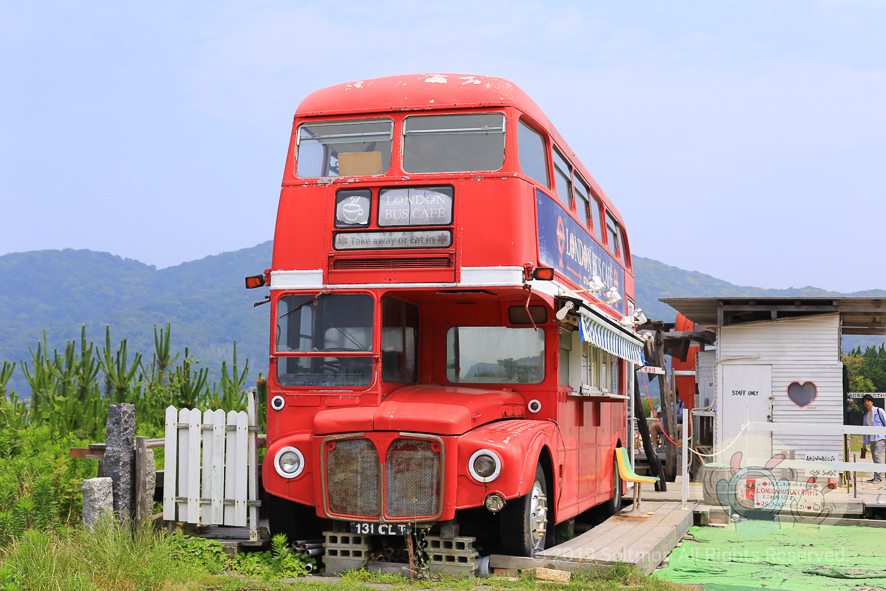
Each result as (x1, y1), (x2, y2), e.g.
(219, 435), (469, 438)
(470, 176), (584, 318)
(271, 395), (285, 411)
(274, 446), (305, 479)
(468, 449), (501, 483)
(474, 455), (497, 478)
(485, 493), (505, 513)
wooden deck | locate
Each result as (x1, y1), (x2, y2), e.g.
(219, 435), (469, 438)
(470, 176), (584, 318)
(489, 501), (694, 576)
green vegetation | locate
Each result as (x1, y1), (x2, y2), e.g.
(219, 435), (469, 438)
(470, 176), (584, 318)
(0, 323), (263, 537)
(0, 519), (205, 590)
(2, 322), (263, 442)
(845, 344), (886, 393)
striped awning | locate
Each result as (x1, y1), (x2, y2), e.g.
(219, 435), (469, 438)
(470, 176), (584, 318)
(579, 314), (645, 365)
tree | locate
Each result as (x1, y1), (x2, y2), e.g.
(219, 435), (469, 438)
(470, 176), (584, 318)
(844, 352), (876, 392)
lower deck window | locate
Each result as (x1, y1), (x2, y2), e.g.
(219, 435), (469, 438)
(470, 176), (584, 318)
(580, 342), (622, 394)
(446, 327), (545, 384)
(275, 293), (374, 387)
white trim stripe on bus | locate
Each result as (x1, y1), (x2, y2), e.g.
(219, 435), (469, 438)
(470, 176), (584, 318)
(459, 266), (524, 285)
(271, 269), (325, 289)
(268, 267), (561, 296)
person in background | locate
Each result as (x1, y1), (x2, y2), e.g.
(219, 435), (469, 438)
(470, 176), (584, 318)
(861, 394), (886, 484)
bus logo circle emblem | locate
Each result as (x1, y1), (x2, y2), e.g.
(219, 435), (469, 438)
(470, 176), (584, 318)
(556, 217), (566, 268)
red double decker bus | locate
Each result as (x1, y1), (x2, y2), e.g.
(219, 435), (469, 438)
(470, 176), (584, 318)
(249, 74), (645, 559)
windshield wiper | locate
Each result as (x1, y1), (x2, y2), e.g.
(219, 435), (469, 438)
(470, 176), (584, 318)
(279, 291), (329, 319)
(322, 305), (367, 350)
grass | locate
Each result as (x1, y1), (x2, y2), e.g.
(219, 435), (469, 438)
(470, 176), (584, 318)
(0, 518), (205, 591)
(195, 560), (696, 591)
(849, 434), (863, 453)
(0, 519), (699, 591)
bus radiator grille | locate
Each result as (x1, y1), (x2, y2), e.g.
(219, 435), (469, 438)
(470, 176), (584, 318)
(333, 257), (451, 269)
(385, 439), (441, 518)
(326, 439), (380, 517)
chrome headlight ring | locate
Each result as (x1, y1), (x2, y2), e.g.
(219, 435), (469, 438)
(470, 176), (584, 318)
(468, 449), (502, 483)
(274, 446), (305, 479)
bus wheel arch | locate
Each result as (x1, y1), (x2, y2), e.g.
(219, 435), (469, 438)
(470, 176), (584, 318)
(500, 447), (556, 556)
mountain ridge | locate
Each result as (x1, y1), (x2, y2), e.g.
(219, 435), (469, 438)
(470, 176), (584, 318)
(2, 244), (883, 394)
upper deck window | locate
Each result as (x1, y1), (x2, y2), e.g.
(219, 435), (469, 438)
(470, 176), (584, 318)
(403, 113), (505, 173)
(605, 212), (621, 259)
(518, 120), (548, 186)
(617, 224), (629, 266)
(575, 175), (591, 230)
(553, 147), (573, 207)
(591, 196), (604, 242)
(296, 118), (393, 178)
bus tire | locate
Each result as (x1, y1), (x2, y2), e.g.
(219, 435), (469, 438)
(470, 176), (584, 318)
(608, 454), (622, 515)
(500, 463), (550, 557)
(268, 493), (321, 543)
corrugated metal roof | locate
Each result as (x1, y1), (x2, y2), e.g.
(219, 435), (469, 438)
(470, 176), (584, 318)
(660, 297), (886, 335)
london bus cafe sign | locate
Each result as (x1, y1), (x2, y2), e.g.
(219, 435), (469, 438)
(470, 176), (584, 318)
(536, 190), (625, 316)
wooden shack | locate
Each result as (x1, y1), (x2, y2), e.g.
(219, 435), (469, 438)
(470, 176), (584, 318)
(660, 298), (885, 471)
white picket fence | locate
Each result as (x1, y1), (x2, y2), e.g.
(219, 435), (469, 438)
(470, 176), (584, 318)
(162, 391), (261, 540)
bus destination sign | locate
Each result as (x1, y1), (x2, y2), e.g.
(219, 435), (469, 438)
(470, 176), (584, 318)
(378, 186), (453, 227)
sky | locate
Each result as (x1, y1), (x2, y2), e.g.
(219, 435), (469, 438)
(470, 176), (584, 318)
(1, 1), (884, 293)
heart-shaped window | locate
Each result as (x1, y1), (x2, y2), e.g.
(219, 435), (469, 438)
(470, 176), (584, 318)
(787, 381), (817, 408)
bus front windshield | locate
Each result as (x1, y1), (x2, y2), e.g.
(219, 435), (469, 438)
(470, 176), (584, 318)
(296, 119), (394, 178)
(403, 113), (505, 173)
(276, 293), (374, 387)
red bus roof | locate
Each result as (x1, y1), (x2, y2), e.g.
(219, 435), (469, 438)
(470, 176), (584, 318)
(294, 73), (625, 226)
(296, 73), (549, 120)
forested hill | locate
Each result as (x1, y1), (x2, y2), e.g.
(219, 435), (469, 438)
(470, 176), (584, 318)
(1, 245), (884, 394)
(0, 243), (274, 394)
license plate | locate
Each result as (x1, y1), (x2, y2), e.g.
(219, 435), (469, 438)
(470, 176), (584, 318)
(348, 522), (409, 536)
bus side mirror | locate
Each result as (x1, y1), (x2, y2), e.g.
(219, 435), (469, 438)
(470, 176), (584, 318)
(245, 274), (266, 289)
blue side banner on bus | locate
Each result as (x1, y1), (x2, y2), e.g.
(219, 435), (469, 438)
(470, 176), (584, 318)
(536, 190), (625, 316)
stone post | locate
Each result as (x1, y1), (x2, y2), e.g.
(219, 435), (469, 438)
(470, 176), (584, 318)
(105, 403), (136, 521)
(82, 477), (114, 528)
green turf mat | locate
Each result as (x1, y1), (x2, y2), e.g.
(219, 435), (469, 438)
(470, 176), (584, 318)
(654, 523), (886, 590)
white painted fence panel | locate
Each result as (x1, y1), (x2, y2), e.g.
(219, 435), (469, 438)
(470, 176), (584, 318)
(163, 392), (261, 538)
(187, 409), (201, 521)
(247, 397), (259, 534)
(162, 406), (178, 520)
(210, 409), (226, 525)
